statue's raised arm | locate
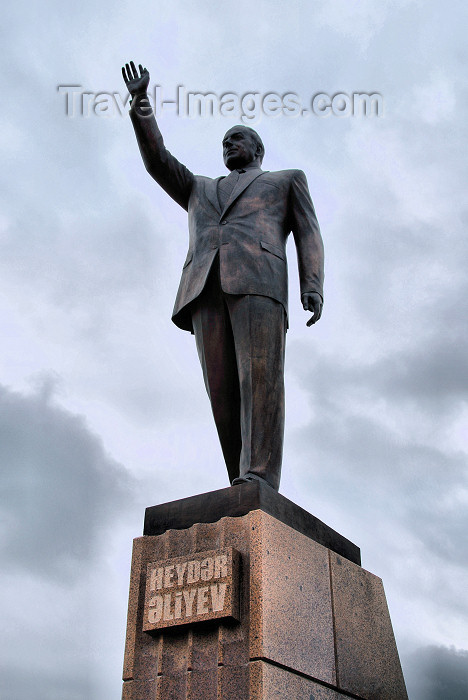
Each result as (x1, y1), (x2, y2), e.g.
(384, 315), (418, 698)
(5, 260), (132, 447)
(122, 61), (194, 210)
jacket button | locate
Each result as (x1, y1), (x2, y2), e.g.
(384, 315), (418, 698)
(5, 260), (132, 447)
(221, 220), (227, 225)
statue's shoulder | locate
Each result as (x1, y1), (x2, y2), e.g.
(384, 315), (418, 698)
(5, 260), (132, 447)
(263, 168), (304, 178)
(259, 169), (304, 186)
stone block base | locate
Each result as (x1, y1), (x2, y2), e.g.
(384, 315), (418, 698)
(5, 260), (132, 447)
(122, 660), (363, 699)
(122, 486), (407, 699)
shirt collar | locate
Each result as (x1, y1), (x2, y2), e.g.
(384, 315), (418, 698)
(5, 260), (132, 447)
(236, 163), (262, 174)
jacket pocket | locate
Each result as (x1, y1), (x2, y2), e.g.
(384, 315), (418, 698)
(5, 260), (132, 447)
(182, 252), (193, 269)
(260, 240), (285, 261)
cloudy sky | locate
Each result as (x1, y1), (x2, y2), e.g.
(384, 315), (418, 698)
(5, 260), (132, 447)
(1, 0), (467, 697)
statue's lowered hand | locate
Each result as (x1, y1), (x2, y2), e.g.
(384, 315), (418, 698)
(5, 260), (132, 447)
(302, 292), (323, 327)
(122, 61), (150, 97)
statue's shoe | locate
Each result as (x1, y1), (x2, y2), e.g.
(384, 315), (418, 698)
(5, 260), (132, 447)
(231, 473), (271, 488)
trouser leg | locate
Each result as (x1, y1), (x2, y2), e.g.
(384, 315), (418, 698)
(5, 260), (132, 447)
(191, 260), (286, 491)
(226, 293), (286, 491)
(191, 262), (242, 484)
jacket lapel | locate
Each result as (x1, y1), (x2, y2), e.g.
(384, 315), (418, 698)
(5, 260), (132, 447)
(205, 177), (223, 215)
(220, 168), (265, 219)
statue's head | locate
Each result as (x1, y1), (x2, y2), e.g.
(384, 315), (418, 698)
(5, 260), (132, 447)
(222, 126), (265, 170)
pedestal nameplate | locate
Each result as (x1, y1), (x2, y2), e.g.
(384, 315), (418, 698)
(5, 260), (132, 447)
(142, 547), (240, 632)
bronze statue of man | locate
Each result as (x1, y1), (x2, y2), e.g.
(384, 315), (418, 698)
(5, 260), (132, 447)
(122, 62), (324, 492)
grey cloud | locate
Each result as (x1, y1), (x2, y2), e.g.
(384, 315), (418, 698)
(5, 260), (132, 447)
(0, 377), (132, 581)
(368, 340), (468, 409)
(288, 341), (468, 569)
(315, 335), (468, 415)
(290, 337), (467, 422)
(0, 200), (165, 303)
(0, 666), (91, 700)
(404, 645), (468, 700)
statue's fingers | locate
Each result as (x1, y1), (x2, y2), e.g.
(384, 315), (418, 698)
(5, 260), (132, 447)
(122, 66), (129, 84)
(314, 303), (323, 322)
(139, 64), (144, 76)
(306, 315), (315, 327)
(130, 61), (138, 79)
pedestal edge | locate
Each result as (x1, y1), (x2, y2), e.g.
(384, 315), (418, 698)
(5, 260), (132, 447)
(143, 481), (361, 565)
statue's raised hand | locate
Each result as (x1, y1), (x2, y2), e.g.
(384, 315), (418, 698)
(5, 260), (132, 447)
(122, 61), (149, 97)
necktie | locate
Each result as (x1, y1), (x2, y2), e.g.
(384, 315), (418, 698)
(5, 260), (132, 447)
(218, 169), (244, 210)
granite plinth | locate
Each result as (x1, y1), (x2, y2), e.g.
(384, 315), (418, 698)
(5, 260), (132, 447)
(144, 481), (361, 566)
(123, 497), (408, 699)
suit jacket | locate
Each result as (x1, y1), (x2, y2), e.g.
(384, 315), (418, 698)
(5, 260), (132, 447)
(130, 105), (324, 333)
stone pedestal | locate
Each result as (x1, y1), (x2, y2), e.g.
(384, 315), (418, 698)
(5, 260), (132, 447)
(122, 482), (408, 699)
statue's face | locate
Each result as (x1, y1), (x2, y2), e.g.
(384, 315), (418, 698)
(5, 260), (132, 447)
(222, 127), (259, 170)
